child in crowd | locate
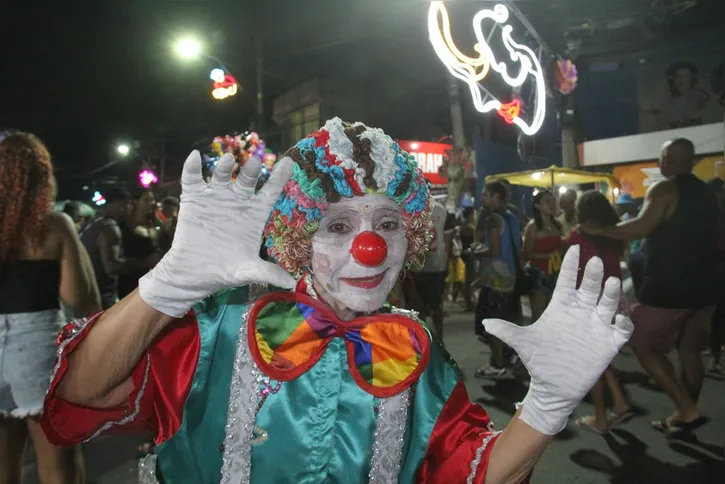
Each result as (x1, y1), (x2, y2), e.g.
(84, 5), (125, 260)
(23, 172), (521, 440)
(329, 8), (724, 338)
(570, 191), (635, 434)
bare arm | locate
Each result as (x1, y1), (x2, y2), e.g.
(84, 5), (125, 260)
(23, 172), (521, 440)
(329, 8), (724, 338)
(599, 181), (675, 241)
(98, 224), (154, 276)
(55, 290), (175, 408)
(485, 408), (553, 484)
(54, 212), (101, 313)
(521, 223), (550, 261)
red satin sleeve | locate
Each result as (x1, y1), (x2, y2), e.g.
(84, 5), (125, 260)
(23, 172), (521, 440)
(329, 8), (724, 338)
(41, 311), (200, 447)
(417, 381), (530, 484)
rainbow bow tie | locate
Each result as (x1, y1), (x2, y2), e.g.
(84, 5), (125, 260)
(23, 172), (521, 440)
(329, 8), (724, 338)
(248, 292), (431, 398)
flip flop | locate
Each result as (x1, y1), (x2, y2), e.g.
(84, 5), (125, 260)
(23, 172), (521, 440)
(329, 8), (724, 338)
(575, 416), (610, 435)
(663, 416), (710, 439)
(609, 409), (636, 427)
(651, 416), (679, 433)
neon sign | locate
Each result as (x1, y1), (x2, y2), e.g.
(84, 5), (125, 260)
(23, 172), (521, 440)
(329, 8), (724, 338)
(428, 2), (546, 136)
(138, 169), (159, 188)
(210, 68), (238, 100)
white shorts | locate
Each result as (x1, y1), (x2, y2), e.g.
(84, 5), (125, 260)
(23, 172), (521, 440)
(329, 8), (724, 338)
(0, 310), (63, 418)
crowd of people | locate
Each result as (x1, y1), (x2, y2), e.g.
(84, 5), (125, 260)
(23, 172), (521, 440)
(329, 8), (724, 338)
(0, 127), (721, 483)
(397, 137), (723, 439)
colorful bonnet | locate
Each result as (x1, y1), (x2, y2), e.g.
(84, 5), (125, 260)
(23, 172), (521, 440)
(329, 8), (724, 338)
(263, 117), (431, 276)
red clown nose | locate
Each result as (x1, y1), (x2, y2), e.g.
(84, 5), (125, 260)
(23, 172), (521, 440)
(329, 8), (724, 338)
(350, 231), (388, 267)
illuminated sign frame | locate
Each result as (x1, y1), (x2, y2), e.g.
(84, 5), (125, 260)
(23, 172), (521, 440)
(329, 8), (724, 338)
(428, 2), (547, 136)
(210, 68), (239, 100)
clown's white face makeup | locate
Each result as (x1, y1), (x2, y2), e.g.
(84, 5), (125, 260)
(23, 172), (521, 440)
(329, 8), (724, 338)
(311, 194), (408, 317)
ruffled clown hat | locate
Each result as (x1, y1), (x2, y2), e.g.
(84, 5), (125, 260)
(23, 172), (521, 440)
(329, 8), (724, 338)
(263, 118), (431, 276)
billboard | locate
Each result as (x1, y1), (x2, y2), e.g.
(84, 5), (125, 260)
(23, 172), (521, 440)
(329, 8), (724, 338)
(397, 140), (452, 186)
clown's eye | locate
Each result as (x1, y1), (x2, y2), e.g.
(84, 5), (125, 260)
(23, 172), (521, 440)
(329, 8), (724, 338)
(328, 222), (351, 234)
(378, 220), (399, 231)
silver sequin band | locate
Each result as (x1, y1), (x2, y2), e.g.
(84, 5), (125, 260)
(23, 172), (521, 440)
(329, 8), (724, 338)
(368, 388), (411, 483)
(47, 314), (151, 442)
(467, 431), (502, 484)
(220, 292), (262, 484)
(138, 454), (159, 484)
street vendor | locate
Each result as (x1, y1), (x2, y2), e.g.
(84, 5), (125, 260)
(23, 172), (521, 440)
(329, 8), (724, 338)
(41, 118), (633, 483)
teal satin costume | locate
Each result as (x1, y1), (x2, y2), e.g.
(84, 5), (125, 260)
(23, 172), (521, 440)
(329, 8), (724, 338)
(42, 285), (503, 483)
(156, 287), (460, 483)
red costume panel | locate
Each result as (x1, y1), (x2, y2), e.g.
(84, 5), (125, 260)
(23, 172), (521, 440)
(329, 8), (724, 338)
(41, 312), (200, 447)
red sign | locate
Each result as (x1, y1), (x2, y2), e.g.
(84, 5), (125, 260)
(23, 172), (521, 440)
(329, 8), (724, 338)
(397, 140), (451, 186)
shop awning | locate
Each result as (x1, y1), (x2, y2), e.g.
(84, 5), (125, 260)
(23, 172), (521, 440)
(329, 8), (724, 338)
(485, 165), (620, 189)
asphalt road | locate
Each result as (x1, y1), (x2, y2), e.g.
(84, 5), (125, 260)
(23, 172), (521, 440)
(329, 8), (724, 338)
(22, 300), (724, 483)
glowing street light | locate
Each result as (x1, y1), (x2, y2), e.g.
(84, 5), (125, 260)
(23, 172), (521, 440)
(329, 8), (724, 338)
(117, 144), (130, 156)
(175, 37), (202, 59)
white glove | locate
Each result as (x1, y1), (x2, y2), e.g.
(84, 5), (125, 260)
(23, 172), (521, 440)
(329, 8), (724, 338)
(139, 151), (296, 317)
(482, 245), (634, 435)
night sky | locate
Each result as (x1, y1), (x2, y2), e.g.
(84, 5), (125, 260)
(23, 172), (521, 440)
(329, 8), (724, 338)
(2, 0), (464, 196)
(3, 0), (722, 198)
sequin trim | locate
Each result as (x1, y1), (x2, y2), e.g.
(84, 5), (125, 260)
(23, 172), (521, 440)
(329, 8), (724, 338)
(466, 431), (502, 484)
(368, 388), (411, 483)
(304, 273), (319, 300)
(86, 353), (151, 441)
(220, 292), (262, 484)
(48, 315), (152, 442)
(138, 454), (159, 484)
(49, 316), (96, 393)
(390, 306), (420, 321)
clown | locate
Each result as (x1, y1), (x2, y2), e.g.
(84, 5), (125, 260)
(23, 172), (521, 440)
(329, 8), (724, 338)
(41, 118), (632, 483)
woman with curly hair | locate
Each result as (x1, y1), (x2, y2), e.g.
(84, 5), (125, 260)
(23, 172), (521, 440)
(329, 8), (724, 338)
(0, 132), (100, 483)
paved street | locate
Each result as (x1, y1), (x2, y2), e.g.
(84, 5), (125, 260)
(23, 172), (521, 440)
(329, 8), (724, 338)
(22, 300), (724, 483)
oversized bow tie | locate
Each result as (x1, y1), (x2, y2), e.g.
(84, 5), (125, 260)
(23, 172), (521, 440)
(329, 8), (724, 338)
(247, 291), (431, 398)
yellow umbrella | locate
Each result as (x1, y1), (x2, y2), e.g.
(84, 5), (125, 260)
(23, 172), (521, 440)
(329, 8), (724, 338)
(485, 165), (620, 189)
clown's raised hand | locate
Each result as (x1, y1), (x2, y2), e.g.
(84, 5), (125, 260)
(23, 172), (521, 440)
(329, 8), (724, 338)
(139, 151), (296, 318)
(482, 245), (633, 435)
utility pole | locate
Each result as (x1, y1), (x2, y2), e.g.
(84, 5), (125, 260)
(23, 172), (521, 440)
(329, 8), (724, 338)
(448, 76), (466, 150)
(561, 95), (578, 168)
(256, 34), (264, 135)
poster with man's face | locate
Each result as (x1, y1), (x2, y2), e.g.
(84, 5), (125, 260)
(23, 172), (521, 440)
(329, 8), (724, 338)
(638, 45), (724, 132)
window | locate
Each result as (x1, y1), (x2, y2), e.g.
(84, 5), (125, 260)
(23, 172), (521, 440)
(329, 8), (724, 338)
(285, 103), (320, 148)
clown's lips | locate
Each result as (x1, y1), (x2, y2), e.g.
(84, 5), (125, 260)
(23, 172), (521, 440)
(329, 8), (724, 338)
(340, 271), (388, 289)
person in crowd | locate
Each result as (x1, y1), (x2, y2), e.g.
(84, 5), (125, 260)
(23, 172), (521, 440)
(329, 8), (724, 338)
(445, 225), (466, 304)
(473, 181), (522, 379)
(62, 201), (82, 232)
(556, 189), (578, 237)
(583, 138), (719, 437)
(157, 196), (180, 253)
(500, 179), (529, 227)
(460, 206), (477, 311)
(615, 193), (638, 221)
(706, 177), (724, 373)
(0, 132), (100, 484)
(117, 190), (162, 299)
(40, 119), (632, 483)
(412, 197), (449, 342)
(569, 191), (634, 434)
(522, 190), (564, 323)
(80, 187), (160, 309)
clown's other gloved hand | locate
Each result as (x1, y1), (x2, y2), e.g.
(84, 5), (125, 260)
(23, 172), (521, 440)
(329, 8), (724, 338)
(139, 151), (296, 318)
(482, 245), (633, 435)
